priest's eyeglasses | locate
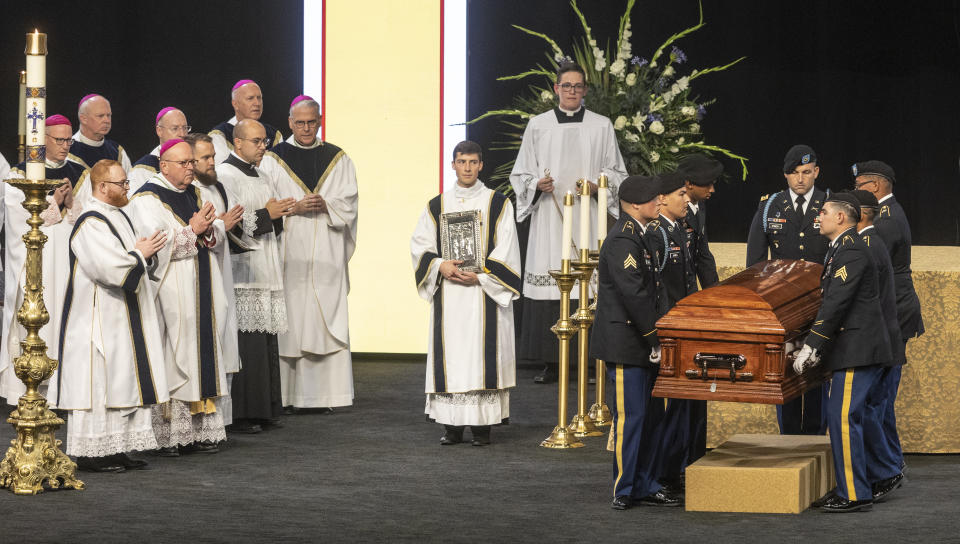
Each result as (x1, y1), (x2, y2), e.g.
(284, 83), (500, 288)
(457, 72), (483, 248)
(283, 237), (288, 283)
(48, 136), (74, 147)
(161, 159), (198, 168)
(239, 137), (271, 148)
(293, 119), (320, 129)
(159, 124), (192, 134)
(104, 179), (130, 188)
(558, 83), (587, 92)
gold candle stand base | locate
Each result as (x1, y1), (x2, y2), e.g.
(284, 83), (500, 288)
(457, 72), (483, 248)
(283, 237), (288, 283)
(540, 265), (584, 449)
(0, 178), (83, 495)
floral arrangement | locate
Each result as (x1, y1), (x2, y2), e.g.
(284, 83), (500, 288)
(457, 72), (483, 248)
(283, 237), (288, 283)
(470, 0), (748, 184)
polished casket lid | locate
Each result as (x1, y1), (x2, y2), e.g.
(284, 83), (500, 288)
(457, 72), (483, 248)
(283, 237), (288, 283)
(657, 259), (823, 339)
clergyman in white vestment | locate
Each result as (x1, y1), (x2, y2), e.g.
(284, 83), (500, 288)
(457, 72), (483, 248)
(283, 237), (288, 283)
(69, 94), (132, 204)
(49, 159), (169, 472)
(259, 95), (357, 410)
(509, 62), (626, 383)
(208, 79), (284, 165)
(410, 141), (521, 446)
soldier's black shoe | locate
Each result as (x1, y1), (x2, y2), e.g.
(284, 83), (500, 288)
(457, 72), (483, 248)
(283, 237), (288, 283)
(819, 494), (873, 513)
(611, 496), (632, 510)
(811, 488), (838, 508)
(471, 425), (491, 446)
(637, 489), (683, 507)
(533, 365), (557, 384)
(440, 425), (464, 445)
(872, 473), (904, 502)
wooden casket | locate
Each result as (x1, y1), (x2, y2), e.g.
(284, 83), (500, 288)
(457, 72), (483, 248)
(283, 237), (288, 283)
(652, 259), (829, 404)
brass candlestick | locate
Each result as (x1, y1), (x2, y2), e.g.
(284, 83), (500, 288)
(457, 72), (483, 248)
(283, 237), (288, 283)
(540, 262), (583, 449)
(587, 246), (611, 426)
(568, 250), (602, 437)
(0, 177), (84, 494)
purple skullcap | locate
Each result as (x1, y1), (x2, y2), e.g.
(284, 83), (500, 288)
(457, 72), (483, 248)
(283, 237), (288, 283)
(156, 106), (179, 124)
(290, 95), (314, 108)
(79, 93), (102, 108)
(45, 114), (72, 127)
(159, 138), (186, 158)
(232, 79), (256, 91)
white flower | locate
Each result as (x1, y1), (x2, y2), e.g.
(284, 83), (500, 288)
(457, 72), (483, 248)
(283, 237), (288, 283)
(689, 123), (700, 133)
(595, 57), (606, 72)
(650, 151), (660, 162)
(675, 76), (689, 91)
(670, 146), (679, 153)
(614, 115), (627, 130)
(625, 73), (637, 86)
(610, 59), (626, 78)
(649, 120), (665, 135)
(649, 60), (657, 68)
(616, 89), (626, 96)
(677, 137), (685, 145)
(662, 65), (675, 78)
(555, 53), (566, 63)
(632, 112), (645, 128)
(590, 39), (597, 47)
(648, 97), (665, 112)
(624, 131), (640, 142)
(541, 90), (555, 103)
(681, 106), (696, 117)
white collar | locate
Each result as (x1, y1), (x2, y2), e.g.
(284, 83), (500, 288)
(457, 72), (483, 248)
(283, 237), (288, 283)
(688, 202), (700, 214)
(879, 193), (893, 203)
(228, 116), (238, 126)
(453, 181), (485, 199)
(286, 133), (322, 149)
(150, 145), (160, 157)
(858, 225), (875, 234)
(90, 196), (120, 212)
(558, 104), (583, 116)
(154, 173), (185, 193)
(659, 214), (677, 229)
(73, 129), (105, 147)
(45, 158), (67, 169)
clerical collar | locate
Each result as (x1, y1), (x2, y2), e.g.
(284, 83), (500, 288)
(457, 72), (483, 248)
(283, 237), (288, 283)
(879, 193), (893, 203)
(553, 106), (585, 124)
(228, 116), (238, 126)
(858, 225), (875, 235)
(149, 144), (160, 157)
(45, 158), (67, 169)
(454, 181), (484, 201)
(155, 173), (185, 193)
(73, 129), (105, 147)
(659, 214), (677, 229)
(688, 202), (700, 214)
(286, 133), (321, 149)
(225, 152), (259, 177)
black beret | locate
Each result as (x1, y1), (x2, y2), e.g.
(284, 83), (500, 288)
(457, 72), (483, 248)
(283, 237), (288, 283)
(825, 191), (862, 222)
(850, 189), (879, 209)
(783, 144), (817, 174)
(850, 160), (896, 184)
(619, 175), (661, 204)
(657, 171), (686, 194)
(678, 154), (723, 186)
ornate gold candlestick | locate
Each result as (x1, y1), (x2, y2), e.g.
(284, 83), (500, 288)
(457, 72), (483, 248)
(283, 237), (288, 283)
(540, 261), (583, 449)
(567, 250), (602, 437)
(0, 177), (83, 494)
(587, 247), (611, 426)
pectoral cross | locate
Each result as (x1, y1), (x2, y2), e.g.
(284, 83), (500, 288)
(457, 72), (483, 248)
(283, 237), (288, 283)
(27, 106), (45, 134)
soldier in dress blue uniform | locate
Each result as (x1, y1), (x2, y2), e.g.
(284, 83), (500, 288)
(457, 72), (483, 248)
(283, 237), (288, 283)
(792, 192), (894, 513)
(591, 175), (681, 510)
(850, 161), (922, 496)
(746, 144), (830, 436)
(678, 154), (723, 289)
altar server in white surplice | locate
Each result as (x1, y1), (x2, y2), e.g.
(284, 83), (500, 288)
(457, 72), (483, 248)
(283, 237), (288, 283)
(127, 138), (229, 455)
(259, 95), (357, 411)
(510, 62), (627, 384)
(187, 133), (245, 427)
(410, 141), (521, 446)
(216, 119), (292, 434)
(49, 159), (168, 473)
(1, 115), (84, 405)
(128, 107), (192, 195)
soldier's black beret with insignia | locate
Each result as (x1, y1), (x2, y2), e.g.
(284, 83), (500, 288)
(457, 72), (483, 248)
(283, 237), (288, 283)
(678, 153), (723, 186)
(850, 160), (896, 184)
(783, 144), (817, 174)
(825, 191), (862, 222)
(657, 171), (686, 194)
(619, 175), (661, 204)
(850, 189), (879, 209)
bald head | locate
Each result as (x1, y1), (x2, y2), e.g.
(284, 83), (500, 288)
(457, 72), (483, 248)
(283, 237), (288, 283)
(78, 95), (113, 141)
(232, 82), (263, 121)
(156, 109), (188, 145)
(233, 119), (268, 165)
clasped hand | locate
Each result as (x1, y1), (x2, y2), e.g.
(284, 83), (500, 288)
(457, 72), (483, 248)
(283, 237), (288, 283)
(439, 260), (479, 286)
(134, 230), (167, 259)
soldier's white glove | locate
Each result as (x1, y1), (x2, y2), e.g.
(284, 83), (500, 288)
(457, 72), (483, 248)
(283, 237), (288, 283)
(792, 344), (818, 374)
(649, 346), (662, 364)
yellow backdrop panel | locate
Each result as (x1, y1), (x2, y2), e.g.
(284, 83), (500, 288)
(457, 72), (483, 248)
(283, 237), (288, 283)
(325, 0), (440, 353)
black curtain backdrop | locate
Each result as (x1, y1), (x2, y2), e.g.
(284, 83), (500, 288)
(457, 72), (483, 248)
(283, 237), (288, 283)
(467, 0), (960, 245)
(1, 0), (303, 168)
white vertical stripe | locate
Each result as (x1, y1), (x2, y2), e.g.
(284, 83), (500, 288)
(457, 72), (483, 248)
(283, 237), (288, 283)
(303, 0), (324, 114)
(442, 0), (467, 193)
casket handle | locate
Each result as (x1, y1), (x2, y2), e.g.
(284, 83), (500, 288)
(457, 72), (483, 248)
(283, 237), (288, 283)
(686, 353), (752, 383)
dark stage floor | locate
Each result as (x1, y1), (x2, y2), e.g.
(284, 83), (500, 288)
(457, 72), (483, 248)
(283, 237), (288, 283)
(0, 360), (956, 543)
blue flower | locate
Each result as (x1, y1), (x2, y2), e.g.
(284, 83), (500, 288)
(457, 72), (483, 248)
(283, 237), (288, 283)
(654, 77), (667, 92)
(631, 56), (649, 67)
(696, 104), (707, 120)
(647, 113), (663, 123)
(671, 46), (687, 64)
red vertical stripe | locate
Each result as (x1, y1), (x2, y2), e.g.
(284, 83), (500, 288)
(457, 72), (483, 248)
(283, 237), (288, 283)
(321, 0), (327, 141)
(439, 0), (445, 193)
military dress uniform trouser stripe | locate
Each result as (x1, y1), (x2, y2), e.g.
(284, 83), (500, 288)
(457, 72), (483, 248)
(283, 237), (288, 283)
(609, 364), (665, 499)
(863, 365), (904, 482)
(777, 383), (828, 435)
(828, 365), (884, 501)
